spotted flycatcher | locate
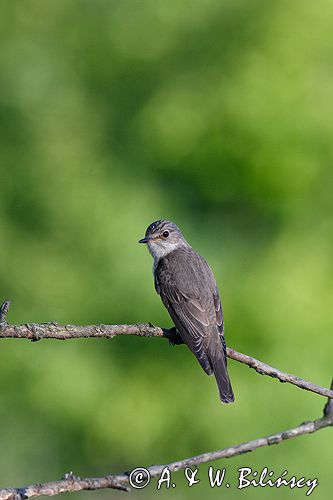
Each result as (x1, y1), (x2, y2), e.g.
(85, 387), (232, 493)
(139, 219), (234, 403)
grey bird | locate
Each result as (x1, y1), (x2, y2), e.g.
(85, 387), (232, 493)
(139, 219), (234, 403)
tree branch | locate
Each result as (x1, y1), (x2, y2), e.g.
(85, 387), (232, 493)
(0, 301), (332, 498)
(0, 300), (332, 400)
(0, 383), (332, 499)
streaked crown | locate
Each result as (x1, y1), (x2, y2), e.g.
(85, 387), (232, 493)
(146, 219), (182, 239)
(139, 219), (189, 260)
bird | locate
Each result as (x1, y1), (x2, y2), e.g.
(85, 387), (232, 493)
(139, 219), (234, 403)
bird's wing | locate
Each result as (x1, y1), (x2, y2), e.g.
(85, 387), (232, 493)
(156, 269), (213, 375)
(155, 250), (234, 402)
(213, 291), (227, 357)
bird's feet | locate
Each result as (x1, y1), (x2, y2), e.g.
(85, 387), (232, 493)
(163, 326), (184, 346)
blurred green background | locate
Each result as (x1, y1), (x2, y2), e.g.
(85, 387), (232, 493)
(0, 1), (332, 499)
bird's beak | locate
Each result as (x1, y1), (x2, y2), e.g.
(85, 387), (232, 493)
(138, 236), (149, 244)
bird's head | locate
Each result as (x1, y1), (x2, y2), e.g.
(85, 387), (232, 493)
(139, 219), (188, 260)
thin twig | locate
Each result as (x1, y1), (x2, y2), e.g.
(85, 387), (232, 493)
(324, 379), (333, 416)
(0, 300), (331, 399)
(0, 393), (332, 499)
(0, 300), (11, 323)
(0, 301), (332, 498)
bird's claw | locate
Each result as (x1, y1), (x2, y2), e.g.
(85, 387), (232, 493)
(165, 327), (184, 346)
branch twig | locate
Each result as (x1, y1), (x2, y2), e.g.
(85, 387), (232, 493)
(0, 301), (332, 498)
(0, 300), (332, 399)
(0, 387), (332, 499)
(0, 300), (10, 324)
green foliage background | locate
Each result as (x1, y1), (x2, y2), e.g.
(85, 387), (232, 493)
(0, 1), (332, 499)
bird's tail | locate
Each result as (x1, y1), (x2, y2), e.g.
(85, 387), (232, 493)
(208, 337), (234, 404)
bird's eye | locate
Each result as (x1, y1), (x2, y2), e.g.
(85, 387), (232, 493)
(162, 230), (169, 238)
